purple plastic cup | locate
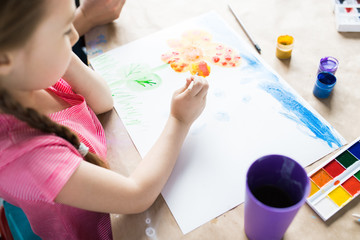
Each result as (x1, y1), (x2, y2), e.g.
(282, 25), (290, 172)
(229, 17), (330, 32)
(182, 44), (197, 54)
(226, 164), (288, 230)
(244, 155), (310, 240)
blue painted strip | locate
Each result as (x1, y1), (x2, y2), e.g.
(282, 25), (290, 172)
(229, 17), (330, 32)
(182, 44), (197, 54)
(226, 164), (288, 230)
(240, 54), (343, 148)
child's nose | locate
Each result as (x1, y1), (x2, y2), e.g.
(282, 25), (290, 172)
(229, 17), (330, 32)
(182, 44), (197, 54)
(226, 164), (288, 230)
(70, 24), (79, 47)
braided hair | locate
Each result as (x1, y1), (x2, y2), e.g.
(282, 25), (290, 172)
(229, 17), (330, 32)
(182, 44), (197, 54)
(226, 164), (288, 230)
(0, 89), (109, 168)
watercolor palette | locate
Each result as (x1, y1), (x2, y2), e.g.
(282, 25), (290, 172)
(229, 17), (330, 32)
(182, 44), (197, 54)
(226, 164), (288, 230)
(334, 0), (360, 32)
(306, 136), (360, 220)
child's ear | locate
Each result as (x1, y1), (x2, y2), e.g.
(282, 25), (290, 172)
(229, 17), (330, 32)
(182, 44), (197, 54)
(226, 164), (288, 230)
(0, 52), (13, 76)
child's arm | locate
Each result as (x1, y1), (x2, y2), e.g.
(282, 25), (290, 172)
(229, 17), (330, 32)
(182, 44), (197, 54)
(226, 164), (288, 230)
(55, 76), (209, 214)
(62, 52), (114, 114)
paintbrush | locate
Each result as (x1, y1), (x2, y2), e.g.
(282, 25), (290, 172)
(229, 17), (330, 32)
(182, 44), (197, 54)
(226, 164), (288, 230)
(352, 213), (360, 222)
(188, 80), (195, 90)
(188, 71), (201, 91)
(228, 4), (261, 54)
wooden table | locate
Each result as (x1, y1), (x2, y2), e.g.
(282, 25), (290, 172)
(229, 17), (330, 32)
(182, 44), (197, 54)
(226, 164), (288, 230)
(85, 0), (360, 239)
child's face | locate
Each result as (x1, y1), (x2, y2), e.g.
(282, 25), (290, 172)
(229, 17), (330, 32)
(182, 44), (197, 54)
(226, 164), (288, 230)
(4, 0), (78, 91)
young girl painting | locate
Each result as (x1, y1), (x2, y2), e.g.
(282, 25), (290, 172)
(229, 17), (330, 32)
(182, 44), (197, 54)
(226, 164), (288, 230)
(0, 0), (208, 239)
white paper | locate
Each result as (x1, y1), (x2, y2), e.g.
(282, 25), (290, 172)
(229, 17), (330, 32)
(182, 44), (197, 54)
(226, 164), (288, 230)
(90, 12), (345, 234)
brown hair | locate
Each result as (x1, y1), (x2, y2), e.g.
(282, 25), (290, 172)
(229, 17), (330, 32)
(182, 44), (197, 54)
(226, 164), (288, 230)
(0, 0), (45, 50)
(0, 0), (108, 168)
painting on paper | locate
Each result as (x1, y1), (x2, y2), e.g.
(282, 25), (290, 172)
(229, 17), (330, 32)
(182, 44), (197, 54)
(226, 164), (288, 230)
(90, 12), (345, 234)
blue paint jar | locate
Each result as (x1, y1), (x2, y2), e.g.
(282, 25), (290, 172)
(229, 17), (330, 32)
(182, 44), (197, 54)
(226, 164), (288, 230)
(313, 72), (337, 98)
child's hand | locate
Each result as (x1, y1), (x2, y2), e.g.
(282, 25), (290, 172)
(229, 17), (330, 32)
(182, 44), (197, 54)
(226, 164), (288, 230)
(74, 0), (126, 36)
(170, 76), (209, 126)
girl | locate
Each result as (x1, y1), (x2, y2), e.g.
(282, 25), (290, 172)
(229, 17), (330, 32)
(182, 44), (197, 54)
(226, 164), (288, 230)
(0, 0), (208, 239)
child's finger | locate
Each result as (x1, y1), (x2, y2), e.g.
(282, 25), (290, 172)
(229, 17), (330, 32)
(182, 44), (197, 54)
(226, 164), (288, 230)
(176, 77), (194, 94)
(197, 80), (209, 99)
(186, 77), (194, 88)
(187, 78), (202, 96)
(186, 76), (195, 82)
(188, 76), (208, 97)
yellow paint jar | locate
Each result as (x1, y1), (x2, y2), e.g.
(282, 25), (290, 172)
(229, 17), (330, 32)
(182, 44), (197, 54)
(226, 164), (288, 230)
(276, 35), (294, 59)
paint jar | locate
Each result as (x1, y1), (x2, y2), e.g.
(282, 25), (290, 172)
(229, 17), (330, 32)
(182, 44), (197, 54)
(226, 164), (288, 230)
(313, 72), (337, 98)
(276, 35), (294, 59)
(244, 155), (309, 240)
(317, 56), (339, 75)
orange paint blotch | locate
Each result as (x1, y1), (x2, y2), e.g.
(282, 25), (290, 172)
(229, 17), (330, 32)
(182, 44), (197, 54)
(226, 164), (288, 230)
(310, 168), (333, 188)
(224, 55), (232, 61)
(168, 57), (180, 64)
(198, 61), (210, 77)
(190, 61), (210, 77)
(213, 56), (220, 63)
(182, 46), (203, 62)
(161, 29), (242, 76)
(334, 180), (340, 185)
(170, 62), (188, 72)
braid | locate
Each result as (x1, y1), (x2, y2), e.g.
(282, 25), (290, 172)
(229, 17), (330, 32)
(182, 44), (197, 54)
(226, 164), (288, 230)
(0, 89), (109, 169)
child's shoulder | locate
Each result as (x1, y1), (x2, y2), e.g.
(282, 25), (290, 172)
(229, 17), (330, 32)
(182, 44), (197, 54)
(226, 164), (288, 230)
(0, 123), (82, 168)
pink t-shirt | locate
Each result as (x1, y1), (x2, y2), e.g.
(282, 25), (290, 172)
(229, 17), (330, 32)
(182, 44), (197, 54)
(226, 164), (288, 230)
(0, 79), (112, 239)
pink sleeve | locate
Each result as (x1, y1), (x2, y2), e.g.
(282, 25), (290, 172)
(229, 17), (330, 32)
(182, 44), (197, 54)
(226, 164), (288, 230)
(0, 137), (83, 203)
(51, 78), (74, 94)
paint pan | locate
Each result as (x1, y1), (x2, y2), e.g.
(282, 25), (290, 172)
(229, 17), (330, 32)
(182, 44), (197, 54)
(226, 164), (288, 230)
(306, 136), (360, 220)
(334, 0), (360, 32)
